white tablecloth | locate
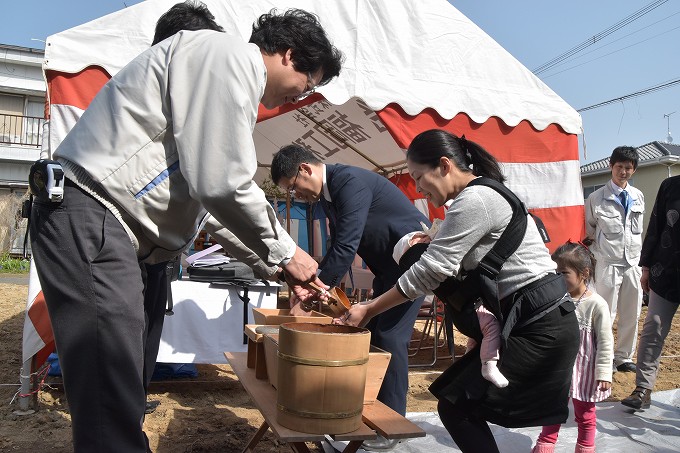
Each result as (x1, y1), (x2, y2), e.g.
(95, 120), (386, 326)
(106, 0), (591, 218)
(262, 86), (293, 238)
(157, 279), (279, 364)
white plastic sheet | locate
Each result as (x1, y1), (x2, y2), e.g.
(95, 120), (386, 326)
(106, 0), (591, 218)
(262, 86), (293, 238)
(324, 389), (680, 452)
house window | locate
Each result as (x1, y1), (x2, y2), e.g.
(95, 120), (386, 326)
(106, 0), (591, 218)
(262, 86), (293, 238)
(583, 184), (605, 200)
(0, 93), (24, 115)
(24, 97), (44, 145)
(0, 94), (24, 143)
(0, 94), (44, 146)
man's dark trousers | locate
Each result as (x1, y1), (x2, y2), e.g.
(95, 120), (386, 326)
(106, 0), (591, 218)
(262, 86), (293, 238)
(31, 182), (149, 452)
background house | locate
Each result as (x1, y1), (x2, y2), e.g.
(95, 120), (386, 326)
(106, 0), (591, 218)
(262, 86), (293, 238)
(0, 44), (45, 255)
(581, 141), (680, 231)
(0, 44), (45, 193)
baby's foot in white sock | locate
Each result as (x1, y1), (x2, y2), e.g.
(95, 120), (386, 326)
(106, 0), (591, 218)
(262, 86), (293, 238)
(482, 360), (509, 388)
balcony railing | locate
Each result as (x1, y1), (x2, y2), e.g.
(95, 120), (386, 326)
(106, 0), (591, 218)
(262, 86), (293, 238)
(0, 113), (44, 147)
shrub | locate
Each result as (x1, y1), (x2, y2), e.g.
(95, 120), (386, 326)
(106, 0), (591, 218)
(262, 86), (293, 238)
(0, 253), (29, 273)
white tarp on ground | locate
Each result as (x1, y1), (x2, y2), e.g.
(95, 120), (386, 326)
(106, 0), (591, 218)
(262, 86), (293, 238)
(325, 389), (680, 452)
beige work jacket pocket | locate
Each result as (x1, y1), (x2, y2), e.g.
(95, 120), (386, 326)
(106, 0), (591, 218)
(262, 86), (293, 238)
(597, 211), (622, 239)
(629, 204), (644, 235)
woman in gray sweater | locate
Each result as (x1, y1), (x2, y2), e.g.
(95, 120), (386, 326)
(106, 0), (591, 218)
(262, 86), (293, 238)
(340, 129), (579, 453)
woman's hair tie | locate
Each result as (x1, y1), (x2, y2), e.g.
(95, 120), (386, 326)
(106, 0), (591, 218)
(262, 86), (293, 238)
(460, 134), (473, 168)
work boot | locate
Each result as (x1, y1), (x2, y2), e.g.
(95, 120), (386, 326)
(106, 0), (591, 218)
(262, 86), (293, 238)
(145, 400), (161, 414)
(574, 443), (595, 453)
(531, 440), (555, 453)
(621, 387), (652, 410)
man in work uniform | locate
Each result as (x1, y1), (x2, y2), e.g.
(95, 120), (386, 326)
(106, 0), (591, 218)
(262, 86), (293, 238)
(585, 146), (645, 373)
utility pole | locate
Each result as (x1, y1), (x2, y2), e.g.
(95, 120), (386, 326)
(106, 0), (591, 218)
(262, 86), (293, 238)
(664, 112), (675, 143)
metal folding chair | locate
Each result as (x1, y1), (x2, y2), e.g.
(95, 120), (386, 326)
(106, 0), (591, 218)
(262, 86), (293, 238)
(408, 297), (453, 367)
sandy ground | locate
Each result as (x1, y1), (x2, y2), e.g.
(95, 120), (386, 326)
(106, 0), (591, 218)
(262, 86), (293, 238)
(1, 280), (679, 452)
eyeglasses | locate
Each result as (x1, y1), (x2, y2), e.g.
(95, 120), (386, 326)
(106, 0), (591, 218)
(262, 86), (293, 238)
(288, 168), (301, 197)
(292, 72), (316, 103)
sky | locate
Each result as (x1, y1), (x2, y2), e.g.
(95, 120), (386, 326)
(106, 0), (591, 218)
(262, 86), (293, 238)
(1, 0), (678, 165)
(453, 0), (680, 164)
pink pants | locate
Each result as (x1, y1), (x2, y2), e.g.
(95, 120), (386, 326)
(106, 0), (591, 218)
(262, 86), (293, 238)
(538, 399), (596, 447)
(466, 305), (502, 362)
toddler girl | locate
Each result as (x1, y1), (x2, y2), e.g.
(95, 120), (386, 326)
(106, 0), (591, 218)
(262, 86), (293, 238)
(532, 241), (613, 453)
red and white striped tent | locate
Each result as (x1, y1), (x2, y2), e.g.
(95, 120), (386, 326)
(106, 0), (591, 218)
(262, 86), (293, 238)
(23, 0), (584, 376)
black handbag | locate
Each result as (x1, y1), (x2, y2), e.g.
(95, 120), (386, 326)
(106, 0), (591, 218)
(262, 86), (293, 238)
(187, 260), (258, 284)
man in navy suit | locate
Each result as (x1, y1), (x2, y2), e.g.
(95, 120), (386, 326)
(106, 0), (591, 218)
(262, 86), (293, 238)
(271, 145), (430, 424)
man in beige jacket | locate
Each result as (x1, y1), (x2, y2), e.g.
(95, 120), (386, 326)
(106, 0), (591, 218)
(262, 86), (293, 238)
(585, 146), (645, 373)
(30, 9), (342, 452)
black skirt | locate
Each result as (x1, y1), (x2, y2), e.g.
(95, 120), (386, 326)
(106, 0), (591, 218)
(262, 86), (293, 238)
(430, 284), (580, 428)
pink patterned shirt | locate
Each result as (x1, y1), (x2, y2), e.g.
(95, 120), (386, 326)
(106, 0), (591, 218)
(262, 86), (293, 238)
(570, 292), (614, 402)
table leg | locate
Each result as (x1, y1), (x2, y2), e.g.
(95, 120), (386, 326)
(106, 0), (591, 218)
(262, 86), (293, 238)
(255, 342), (267, 379)
(317, 439), (363, 453)
(342, 440), (363, 453)
(242, 421), (270, 453)
(247, 339), (256, 368)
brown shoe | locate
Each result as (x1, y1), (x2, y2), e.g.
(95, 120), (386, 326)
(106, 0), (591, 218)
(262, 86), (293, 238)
(621, 387), (651, 410)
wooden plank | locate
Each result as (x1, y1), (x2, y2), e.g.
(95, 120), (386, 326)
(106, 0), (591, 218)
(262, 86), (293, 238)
(361, 402), (426, 440)
(332, 427), (376, 442)
(225, 352), (375, 443)
(226, 352), (324, 442)
(227, 352), (427, 450)
(244, 324), (264, 343)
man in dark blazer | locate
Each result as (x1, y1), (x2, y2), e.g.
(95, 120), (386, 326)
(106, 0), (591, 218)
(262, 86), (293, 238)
(271, 145), (430, 423)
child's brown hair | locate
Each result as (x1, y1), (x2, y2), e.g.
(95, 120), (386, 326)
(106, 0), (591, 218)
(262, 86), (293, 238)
(551, 240), (596, 283)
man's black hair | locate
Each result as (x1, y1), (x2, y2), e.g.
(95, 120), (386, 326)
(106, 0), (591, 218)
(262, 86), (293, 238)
(152, 1), (224, 45)
(249, 9), (343, 86)
(610, 146), (639, 170)
(271, 144), (322, 184)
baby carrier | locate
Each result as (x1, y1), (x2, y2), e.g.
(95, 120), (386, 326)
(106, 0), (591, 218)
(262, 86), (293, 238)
(399, 177), (561, 344)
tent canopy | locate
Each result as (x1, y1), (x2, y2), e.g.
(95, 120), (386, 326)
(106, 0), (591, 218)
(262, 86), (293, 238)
(43, 0), (584, 243)
(45, 0), (581, 132)
(24, 0), (587, 368)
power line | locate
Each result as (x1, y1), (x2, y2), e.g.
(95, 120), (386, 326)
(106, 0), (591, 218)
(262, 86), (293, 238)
(533, 0), (668, 75)
(540, 11), (680, 78)
(577, 78), (680, 112)
(542, 23), (680, 79)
